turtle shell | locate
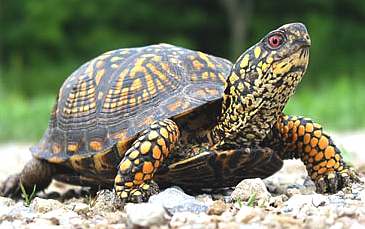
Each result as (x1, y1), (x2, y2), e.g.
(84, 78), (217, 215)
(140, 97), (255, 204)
(31, 44), (232, 164)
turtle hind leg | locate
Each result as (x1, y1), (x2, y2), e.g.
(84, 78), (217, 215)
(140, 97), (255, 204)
(1, 158), (55, 198)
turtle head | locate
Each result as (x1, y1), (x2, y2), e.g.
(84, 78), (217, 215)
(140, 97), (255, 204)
(215, 23), (311, 145)
(228, 22), (311, 98)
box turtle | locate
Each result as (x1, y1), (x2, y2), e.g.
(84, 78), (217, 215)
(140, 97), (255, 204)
(1, 23), (358, 203)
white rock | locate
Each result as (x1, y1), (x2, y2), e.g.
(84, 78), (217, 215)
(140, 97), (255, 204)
(231, 178), (271, 206)
(235, 206), (264, 224)
(30, 197), (64, 213)
(149, 187), (208, 214)
(125, 203), (166, 227)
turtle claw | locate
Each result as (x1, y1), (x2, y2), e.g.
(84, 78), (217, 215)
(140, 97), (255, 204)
(116, 182), (159, 203)
(0, 174), (21, 198)
(315, 168), (360, 194)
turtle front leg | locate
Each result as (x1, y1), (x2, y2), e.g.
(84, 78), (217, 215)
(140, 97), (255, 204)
(114, 119), (180, 203)
(270, 114), (359, 193)
(1, 158), (55, 198)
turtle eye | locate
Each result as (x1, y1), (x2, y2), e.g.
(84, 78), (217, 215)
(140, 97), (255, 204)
(267, 33), (285, 49)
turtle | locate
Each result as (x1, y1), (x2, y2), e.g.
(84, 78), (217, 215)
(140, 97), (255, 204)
(1, 23), (359, 203)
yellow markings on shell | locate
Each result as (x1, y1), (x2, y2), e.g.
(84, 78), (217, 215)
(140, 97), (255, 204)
(119, 159), (132, 171)
(130, 78), (143, 92)
(192, 60), (204, 70)
(147, 63), (167, 81)
(197, 52), (215, 68)
(202, 72), (209, 80)
(240, 54), (250, 69)
(95, 69), (105, 85)
(111, 56), (123, 62)
(254, 47), (261, 58)
(89, 140), (103, 151)
(67, 144), (78, 153)
(140, 141), (152, 154)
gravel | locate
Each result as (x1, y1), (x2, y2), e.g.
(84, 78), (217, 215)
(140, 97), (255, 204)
(0, 134), (365, 228)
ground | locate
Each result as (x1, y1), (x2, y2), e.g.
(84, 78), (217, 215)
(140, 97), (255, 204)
(0, 131), (364, 228)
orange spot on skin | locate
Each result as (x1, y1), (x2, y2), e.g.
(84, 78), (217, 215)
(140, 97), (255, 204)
(154, 160), (160, 168)
(135, 172), (144, 181)
(288, 121), (293, 129)
(305, 124), (314, 132)
(304, 145), (311, 153)
(292, 133), (298, 143)
(152, 146), (162, 159)
(324, 146), (335, 159)
(313, 165), (320, 171)
(319, 161), (327, 167)
(90, 141), (103, 151)
(310, 138), (318, 147)
(318, 167), (327, 174)
(318, 136), (329, 150)
(315, 152), (324, 161)
(283, 126), (289, 134)
(143, 162), (154, 174)
(298, 125), (305, 136)
(303, 133), (311, 144)
(144, 174), (152, 180)
(326, 159), (336, 168)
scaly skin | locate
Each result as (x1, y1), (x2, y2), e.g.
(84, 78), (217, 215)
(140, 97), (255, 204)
(114, 119), (180, 202)
(269, 114), (359, 193)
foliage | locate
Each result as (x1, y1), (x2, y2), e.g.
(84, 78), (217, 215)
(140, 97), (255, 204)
(19, 182), (37, 207)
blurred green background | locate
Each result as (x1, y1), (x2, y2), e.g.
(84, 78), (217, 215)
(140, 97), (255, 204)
(0, 0), (365, 142)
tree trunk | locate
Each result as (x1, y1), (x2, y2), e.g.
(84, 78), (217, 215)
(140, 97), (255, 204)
(220, 0), (254, 59)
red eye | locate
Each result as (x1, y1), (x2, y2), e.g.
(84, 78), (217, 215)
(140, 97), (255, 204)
(268, 34), (284, 49)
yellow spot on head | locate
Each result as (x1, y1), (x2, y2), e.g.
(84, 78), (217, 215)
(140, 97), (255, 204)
(240, 54), (250, 69)
(254, 47), (261, 58)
